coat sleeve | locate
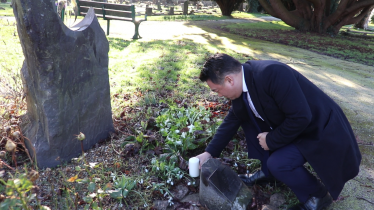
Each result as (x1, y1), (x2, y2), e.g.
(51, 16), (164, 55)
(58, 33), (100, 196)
(262, 64), (312, 150)
(205, 106), (242, 158)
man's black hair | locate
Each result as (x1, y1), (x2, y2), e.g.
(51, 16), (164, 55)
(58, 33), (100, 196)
(199, 53), (242, 84)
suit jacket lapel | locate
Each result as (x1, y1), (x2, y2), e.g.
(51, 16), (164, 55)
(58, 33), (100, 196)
(242, 63), (271, 126)
(241, 93), (262, 133)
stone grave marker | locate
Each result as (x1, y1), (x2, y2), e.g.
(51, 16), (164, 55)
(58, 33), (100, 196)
(200, 159), (253, 210)
(168, 6), (174, 15)
(238, 3), (244, 11)
(146, 5), (153, 15)
(183, 1), (188, 15)
(13, 0), (114, 168)
(196, 2), (203, 9)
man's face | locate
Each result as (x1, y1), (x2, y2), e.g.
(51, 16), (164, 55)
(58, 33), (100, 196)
(207, 77), (241, 100)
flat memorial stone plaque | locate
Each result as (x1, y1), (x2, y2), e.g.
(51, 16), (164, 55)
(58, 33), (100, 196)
(209, 165), (242, 202)
(199, 159), (252, 210)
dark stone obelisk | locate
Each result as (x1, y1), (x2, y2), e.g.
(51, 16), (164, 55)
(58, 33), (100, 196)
(13, 0), (114, 168)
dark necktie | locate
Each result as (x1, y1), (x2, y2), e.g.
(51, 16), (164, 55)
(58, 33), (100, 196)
(242, 92), (262, 133)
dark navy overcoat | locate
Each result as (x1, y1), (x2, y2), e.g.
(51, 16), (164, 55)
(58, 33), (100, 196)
(206, 60), (361, 200)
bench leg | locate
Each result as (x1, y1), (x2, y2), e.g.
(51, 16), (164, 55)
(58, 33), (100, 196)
(107, 20), (110, 36)
(133, 21), (142, 39)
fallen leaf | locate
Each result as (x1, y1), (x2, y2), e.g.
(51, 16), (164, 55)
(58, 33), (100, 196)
(114, 162), (121, 168)
(67, 175), (78, 182)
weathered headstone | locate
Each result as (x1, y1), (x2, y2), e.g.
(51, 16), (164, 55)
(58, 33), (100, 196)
(242, 3), (247, 11)
(183, 1), (188, 15)
(238, 3), (243, 11)
(13, 0), (114, 168)
(200, 159), (253, 210)
(157, 2), (161, 10)
(146, 7), (153, 16)
(196, 2), (203, 9)
(168, 6), (174, 15)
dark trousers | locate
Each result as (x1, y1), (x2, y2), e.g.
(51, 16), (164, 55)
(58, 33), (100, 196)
(267, 144), (327, 202)
(241, 109), (327, 202)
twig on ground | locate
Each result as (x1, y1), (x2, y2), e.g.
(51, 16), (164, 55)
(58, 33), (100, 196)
(1, 160), (15, 171)
(18, 134), (34, 165)
(116, 129), (128, 136)
(110, 134), (121, 155)
(357, 197), (374, 205)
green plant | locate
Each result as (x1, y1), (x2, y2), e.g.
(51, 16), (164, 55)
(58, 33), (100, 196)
(79, 181), (103, 210)
(142, 92), (158, 105)
(0, 172), (37, 210)
(156, 106), (217, 155)
(150, 154), (184, 185)
(151, 182), (167, 194)
(108, 174), (136, 200)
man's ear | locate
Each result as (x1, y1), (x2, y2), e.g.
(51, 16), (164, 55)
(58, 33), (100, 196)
(225, 75), (234, 86)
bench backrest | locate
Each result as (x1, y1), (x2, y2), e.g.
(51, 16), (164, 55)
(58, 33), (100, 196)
(77, 0), (135, 20)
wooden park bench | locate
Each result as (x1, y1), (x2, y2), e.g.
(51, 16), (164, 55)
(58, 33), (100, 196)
(76, 0), (147, 39)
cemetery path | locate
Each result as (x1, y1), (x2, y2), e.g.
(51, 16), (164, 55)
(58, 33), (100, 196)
(103, 19), (374, 210)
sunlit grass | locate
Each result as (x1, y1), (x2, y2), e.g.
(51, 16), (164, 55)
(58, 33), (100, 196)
(107, 38), (252, 116)
(231, 11), (270, 19)
(0, 19), (23, 77)
(0, 1), (13, 17)
(225, 20), (293, 30)
(220, 21), (374, 66)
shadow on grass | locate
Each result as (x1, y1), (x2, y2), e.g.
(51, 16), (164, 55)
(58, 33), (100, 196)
(191, 20), (374, 66)
(106, 37), (251, 117)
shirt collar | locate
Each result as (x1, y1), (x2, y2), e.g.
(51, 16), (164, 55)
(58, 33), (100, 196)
(242, 66), (248, 92)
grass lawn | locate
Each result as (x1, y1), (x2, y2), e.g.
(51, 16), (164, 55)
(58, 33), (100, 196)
(0, 1), (13, 17)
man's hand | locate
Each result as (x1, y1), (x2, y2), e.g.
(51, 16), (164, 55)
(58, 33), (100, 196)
(195, 152), (212, 169)
(257, 132), (269, 150)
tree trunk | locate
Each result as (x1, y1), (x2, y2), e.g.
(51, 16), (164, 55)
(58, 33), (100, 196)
(354, 6), (374, 29)
(215, 0), (245, 16)
(258, 0), (374, 35)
